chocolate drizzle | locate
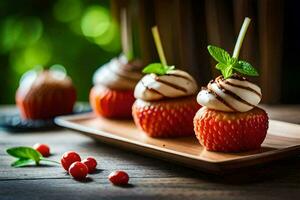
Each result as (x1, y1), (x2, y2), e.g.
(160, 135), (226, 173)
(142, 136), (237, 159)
(201, 74), (262, 112)
(165, 73), (194, 82)
(224, 81), (262, 97)
(215, 79), (256, 107)
(136, 70), (198, 100)
(141, 80), (163, 96)
(155, 77), (188, 92)
(106, 61), (142, 82)
(206, 88), (238, 112)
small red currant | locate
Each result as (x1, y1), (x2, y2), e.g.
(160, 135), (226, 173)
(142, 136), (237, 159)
(33, 143), (50, 157)
(108, 170), (129, 185)
(82, 157), (97, 173)
(61, 151), (81, 171)
(68, 161), (88, 180)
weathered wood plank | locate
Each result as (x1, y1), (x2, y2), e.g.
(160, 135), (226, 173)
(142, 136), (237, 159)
(1, 174), (300, 200)
(1, 105), (300, 199)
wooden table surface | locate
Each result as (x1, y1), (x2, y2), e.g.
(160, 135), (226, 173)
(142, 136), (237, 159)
(1, 105), (300, 200)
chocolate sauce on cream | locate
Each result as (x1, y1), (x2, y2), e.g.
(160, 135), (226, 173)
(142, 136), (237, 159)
(93, 55), (143, 90)
(155, 77), (188, 92)
(134, 69), (198, 101)
(197, 74), (262, 112)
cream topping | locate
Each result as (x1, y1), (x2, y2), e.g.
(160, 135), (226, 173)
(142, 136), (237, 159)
(197, 74), (262, 112)
(18, 68), (73, 96)
(134, 69), (198, 101)
(93, 55), (143, 90)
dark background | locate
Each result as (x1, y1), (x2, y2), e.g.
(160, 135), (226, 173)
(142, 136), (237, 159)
(282, 0), (300, 103)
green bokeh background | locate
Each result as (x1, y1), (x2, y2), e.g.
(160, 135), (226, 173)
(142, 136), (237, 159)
(0, 0), (121, 104)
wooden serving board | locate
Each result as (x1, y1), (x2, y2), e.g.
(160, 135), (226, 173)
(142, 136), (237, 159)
(55, 113), (300, 174)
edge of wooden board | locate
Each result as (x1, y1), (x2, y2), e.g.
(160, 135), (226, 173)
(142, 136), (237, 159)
(55, 113), (300, 174)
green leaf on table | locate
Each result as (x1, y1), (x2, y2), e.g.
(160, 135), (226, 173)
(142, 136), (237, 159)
(233, 60), (259, 76)
(207, 45), (233, 64)
(6, 146), (59, 168)
(6, 147), (42, 164)
(11, 158), (35, 167)
(142, 63), (175, 75)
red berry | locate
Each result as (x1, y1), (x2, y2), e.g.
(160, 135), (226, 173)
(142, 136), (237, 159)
(108, 171), (129, 185)
(33, 143), (50, 157)
(68, 161), (88, 180)
(82, 157), (97, 173)
(61, 151), (81, 171)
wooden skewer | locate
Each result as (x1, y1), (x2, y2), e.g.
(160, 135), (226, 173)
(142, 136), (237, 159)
(233, 17), (251, 59)
(151, 26), (167, 66)
(121, 8), (133, 60)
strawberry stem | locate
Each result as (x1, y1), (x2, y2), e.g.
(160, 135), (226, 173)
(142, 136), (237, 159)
(151, 26), (167, 66)
(232, 17), (251, 59)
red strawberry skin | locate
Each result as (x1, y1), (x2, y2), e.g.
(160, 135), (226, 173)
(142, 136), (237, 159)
(194, 107), (269, 152)
(132, 96), (200, 138)
(90, 85), (135, 118)
(16, 84), (76, 120)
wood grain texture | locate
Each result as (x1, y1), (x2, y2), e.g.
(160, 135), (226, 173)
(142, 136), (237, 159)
(1, 105), (300, 200)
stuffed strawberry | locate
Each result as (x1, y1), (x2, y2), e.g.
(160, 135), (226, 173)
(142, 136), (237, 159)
(90, 56), (143, 118)
(194, 17), (269, 152)
(16, 67), (76, 120)
(132, 26), (200, 137)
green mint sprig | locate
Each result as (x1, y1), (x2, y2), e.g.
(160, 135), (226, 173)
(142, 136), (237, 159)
(142, 26), (175, 75)
(207, 17), (259, 79)
(208, 45), (258, 78)
(6, 146), (60, 167)
(142, 63), (174, 75)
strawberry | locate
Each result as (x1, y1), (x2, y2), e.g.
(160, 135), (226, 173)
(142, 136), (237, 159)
(16, 82), (76, 120)
(132, 96), (200, 138)
(89, 85), (135, 118)
(194, 107), (269, 152)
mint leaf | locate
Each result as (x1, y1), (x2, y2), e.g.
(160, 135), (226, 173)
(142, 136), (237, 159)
(207, 44), (258, 79)
(233, 60), (259, 76)
(216, 63), (227, 70)
(142, 63), (175, 75)
(222, 67), (233, 79)
(143, 63), (165, 75)
(7, 147), (42, 164)
(207, 45), (232, 64)
(6, 146), (59, 168)
(11, 158), (35, 167)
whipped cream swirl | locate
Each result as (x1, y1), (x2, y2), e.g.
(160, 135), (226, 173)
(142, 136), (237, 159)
(93, 55), (143, 90)
(197, 74), (262, 112)
(134, 70), (198, 101)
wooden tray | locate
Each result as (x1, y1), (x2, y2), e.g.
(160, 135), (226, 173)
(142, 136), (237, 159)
(55, 113), (300, 174)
